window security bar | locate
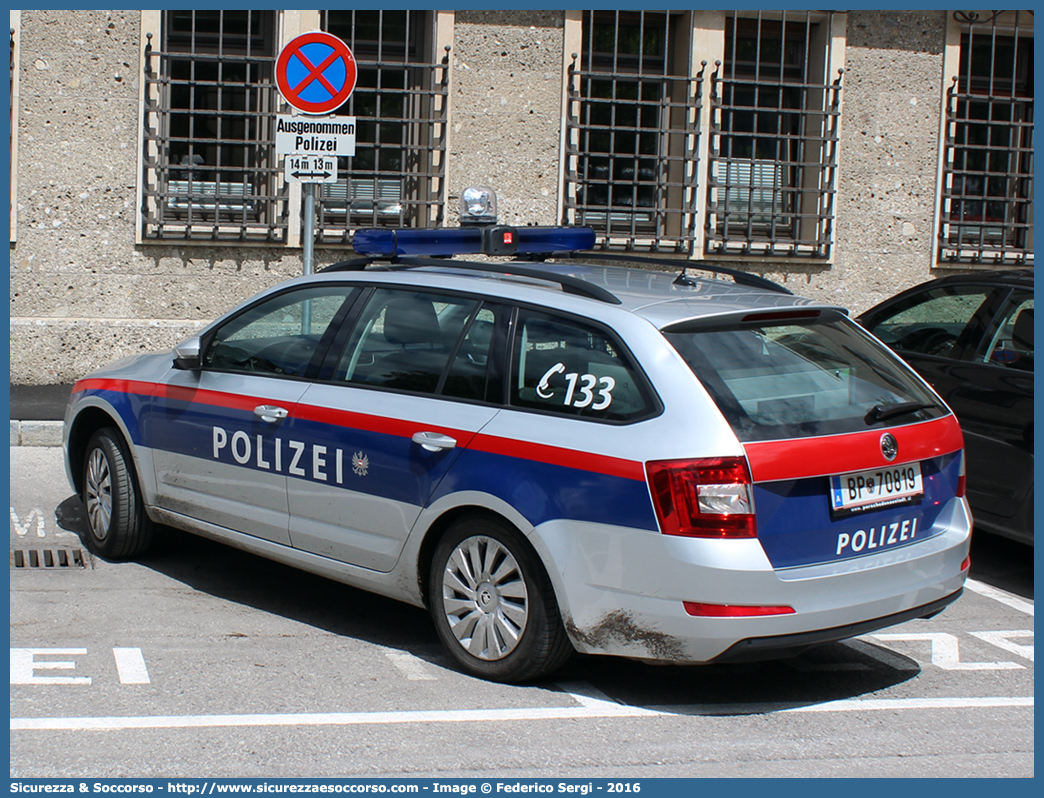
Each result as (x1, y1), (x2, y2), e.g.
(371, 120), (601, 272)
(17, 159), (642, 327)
(562, 11), (702, 255)
(141, 10), (447, 245)
(141, 11), (288, 243)
(316, 10), (448, 244)
(706, 12), (842, 259)
(939, 11), (1033, 266)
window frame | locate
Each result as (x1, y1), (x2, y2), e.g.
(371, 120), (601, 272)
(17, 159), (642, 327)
(937, 10), (1034, 267)
(136, 10), (451, 247)
(562, 10), (846, 261)
(562, 10), (702, 254)
(315, 10), (451, 244)
(139, 10), (286, 244)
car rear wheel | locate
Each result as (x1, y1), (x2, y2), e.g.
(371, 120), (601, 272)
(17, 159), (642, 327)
(82, 428), (155, 559)
(430, 515), (572, 682)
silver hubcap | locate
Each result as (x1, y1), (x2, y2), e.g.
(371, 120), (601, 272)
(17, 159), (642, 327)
(85, 447), (113, 540)
(440, 536), (529, 661)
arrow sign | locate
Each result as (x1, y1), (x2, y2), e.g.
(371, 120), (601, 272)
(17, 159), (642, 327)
(284, 155), (338, 184)
(276, 31), (357, 115)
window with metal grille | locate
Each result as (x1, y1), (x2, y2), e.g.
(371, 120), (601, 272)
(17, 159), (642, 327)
(141, 10), (286, 242)
(563, 11), (701, 253)
(940, 11), (1033, 266)
(316, 10), (448, 244)
(707, 12), (842, 258)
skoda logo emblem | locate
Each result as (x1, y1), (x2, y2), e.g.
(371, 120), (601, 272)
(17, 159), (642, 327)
(880, 433), (899, 462)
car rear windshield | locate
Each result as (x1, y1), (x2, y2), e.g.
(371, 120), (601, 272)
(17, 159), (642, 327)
(663, 313), (948, 442)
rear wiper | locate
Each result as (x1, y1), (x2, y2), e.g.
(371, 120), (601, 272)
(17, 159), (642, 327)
(864, 401), (938, 424)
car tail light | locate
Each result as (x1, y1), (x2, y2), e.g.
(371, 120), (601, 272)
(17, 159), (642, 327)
(646, 457), (756, 538)
(957, 451), (967, 498)
(684, 602), (794, 617)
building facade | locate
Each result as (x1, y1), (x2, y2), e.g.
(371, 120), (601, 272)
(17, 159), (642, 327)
(9, 9), (1034, 384)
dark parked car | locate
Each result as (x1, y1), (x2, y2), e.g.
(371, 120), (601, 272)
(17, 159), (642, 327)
(858, 270), (1033, 546)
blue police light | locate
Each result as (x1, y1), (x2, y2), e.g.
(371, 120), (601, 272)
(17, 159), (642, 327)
(351, 226), (596, 258)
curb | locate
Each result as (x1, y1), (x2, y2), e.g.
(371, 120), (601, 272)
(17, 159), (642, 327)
(10, 420), (64, 447)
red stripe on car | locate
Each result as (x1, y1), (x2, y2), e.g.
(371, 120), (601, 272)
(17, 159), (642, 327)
(76, 378), (646, 482)
(743, 416), (964, 483)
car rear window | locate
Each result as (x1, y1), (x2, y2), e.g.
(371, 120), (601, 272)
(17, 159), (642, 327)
(664, 313), (948, 442)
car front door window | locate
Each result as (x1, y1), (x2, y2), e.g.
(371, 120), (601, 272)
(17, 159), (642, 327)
(204, 286), (357, 378)
(865, 286), (993, 359)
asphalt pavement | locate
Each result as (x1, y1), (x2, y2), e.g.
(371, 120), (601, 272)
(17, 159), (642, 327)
(9, 384), (71, 446)
(10, 383), (72, 421)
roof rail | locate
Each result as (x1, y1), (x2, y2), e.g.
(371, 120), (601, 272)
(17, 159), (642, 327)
(317, 253), (620, 304)
(318, 257), (374, 273)
(560, 251), (792, 295)
(393, 257), (623, 305)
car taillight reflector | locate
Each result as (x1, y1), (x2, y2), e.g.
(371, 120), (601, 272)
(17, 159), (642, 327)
(684, 602), (795, 617)
(957, 451), (967, 498)
(647, 457), (756, 538)
(960, 556), (971, 572)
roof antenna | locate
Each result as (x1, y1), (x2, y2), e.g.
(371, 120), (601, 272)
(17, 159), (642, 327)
(673, 267), (697, 287)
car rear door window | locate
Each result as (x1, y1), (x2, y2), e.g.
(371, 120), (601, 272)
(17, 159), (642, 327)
(510, 310), (655, 422)
(980, 295), (1033, 371)
(336, 288), (486, 397)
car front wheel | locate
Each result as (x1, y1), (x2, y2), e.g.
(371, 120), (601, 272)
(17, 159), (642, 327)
(430, 515), (572, 682)
(82, 428), (155, 559)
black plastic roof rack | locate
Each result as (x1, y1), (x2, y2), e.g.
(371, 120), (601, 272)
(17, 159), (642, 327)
(559, 251), (793, 295)
(393, 256), (623, 305)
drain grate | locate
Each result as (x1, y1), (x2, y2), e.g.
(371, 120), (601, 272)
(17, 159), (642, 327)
(12, 548), (88, 570)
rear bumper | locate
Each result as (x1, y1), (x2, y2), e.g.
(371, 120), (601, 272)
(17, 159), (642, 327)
(711, 588), (962, 663)
(531, 497), (972, 663)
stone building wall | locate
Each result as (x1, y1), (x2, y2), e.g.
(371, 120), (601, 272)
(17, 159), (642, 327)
(10, 10), (969, 385)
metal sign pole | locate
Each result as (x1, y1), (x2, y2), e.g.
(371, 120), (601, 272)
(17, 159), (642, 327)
(301, 182), (315, 335)
(302, 182), (316, 276)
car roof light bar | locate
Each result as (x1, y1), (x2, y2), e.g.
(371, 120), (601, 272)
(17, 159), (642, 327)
(351, 226), (597, 259)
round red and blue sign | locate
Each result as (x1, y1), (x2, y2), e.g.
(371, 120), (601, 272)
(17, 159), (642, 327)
(276, 31), (357, 115)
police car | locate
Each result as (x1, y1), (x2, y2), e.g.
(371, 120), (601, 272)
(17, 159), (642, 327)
(64, 199), (971, 682)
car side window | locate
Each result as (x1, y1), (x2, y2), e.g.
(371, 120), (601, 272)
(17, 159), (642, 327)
(203, 286), (356, 378)
(337, 288), (483, 396)
(863, 286), (992, 358)
(981, 296), (1033, 371)
(510, 310), (653, 422)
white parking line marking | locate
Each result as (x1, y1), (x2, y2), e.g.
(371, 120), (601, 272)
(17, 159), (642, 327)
(113, 648), (151, 684)
(965, 579), (1034, 616)
(10, 649), (91, 685)
(969, 630), (1034, 662)
(381, 649), (438, 681)
(871, 632), (1024, 670)
(846, 638), (919, 672)
(557, 681), (658, 716)
(10, 696), (1033, 731)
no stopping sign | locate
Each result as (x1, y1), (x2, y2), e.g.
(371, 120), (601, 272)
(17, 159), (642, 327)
(276, 31), (357, 115)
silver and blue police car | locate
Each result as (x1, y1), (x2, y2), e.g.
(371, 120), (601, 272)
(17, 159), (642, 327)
(64, 211), (971, 682)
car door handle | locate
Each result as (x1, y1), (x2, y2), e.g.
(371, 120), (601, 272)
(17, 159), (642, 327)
(412, 431), (457, 452)
(254, 405), (289, 423)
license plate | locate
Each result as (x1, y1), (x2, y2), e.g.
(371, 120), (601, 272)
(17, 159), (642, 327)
(830, 462), (924, 516)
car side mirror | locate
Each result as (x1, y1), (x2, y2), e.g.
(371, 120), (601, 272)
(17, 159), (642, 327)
(172, 336), (202, 370)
